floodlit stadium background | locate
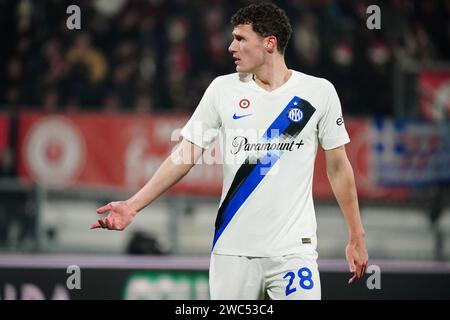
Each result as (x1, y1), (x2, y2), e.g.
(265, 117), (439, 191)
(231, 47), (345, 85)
(0, 0), (450, 299)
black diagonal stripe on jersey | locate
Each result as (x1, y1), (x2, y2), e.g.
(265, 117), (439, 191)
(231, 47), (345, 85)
(213, 98), (316, 239)
(214, 158), (256, 231)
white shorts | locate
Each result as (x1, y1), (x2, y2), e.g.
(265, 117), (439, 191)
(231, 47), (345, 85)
(209, 250), (321, 300)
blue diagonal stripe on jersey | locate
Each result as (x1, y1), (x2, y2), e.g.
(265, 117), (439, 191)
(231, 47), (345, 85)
(213, 152), (280, 247)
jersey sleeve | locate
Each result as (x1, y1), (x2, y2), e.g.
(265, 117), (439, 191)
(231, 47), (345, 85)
(180, 78), (221, 149)
(317, 80), (350, 150)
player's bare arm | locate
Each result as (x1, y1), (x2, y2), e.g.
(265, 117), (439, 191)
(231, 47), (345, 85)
(90, 138), (204, 230)
(324, 145), (368, 284)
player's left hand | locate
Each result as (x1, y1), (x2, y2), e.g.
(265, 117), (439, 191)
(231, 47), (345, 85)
(345, 236), (368, 284)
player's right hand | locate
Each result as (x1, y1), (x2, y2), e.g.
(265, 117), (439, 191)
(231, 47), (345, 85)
(90, 201), (138, 231)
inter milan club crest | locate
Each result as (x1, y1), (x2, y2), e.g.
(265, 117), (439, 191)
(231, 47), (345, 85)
(287, 107), (303, 123)
(239, 99), (250, 109)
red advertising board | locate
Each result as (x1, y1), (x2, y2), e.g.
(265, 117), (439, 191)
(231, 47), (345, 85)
(18, 112), (408, 200)
(17, 113), (222, 195)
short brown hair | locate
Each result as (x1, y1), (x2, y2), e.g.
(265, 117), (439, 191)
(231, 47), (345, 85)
(231, 2), (292, 54)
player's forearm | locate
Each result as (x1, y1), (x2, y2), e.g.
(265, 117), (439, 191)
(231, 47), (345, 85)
(125, 139), (202, 212)
(327, 159), (365, 240)
(126, 157), (194, 213)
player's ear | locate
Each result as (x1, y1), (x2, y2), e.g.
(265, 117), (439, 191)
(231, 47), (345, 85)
(265, 36), (276, 52)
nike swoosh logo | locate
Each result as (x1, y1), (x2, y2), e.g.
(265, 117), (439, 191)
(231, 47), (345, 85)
(233, 113), (253, 120)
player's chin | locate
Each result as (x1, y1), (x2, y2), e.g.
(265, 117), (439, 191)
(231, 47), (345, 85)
(236, 65), (250, 73)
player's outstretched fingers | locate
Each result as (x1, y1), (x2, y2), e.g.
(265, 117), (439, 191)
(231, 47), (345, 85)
(96, 203), (112, 214)
(348, 272), (357, 284)
(104, 218), (113, 230)
(348, 259), (356, 274)
(98, 218), (106, 229)
(90, 222), (101, 229)
(362, 263), (368, 276)
(358, 261), (365, 278)
(347, 258), (357, 284)
(355, 263), (360, 278)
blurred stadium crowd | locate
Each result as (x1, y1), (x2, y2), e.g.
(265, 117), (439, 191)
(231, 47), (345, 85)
(1, 0), (449, 117)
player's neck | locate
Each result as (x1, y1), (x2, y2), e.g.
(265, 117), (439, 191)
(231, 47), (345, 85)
(252, 60), (291, 92)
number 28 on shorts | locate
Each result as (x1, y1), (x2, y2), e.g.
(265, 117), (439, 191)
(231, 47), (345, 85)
(283, 267), (314, 296)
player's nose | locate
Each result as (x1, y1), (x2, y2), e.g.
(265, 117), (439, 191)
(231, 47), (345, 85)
(228, 39), (238, 54)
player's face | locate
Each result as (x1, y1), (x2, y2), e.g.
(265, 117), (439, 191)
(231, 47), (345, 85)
(228, 24), (266, 73)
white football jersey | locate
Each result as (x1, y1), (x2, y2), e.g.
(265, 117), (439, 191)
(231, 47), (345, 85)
(181, 70), (350, 257)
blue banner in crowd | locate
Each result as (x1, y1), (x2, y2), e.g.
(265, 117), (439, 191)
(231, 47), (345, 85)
(372, 118), (450, 186)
